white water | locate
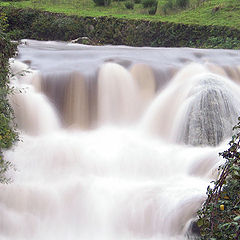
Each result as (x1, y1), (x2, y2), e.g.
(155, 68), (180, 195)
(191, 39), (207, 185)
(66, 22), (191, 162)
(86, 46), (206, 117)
(2, 40), (240, 240)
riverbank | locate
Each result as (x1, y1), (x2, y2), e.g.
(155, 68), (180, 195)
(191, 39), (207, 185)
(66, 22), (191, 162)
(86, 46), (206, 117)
(1, 0), (240, 30)
(0, 23), (18, 183)
(1, 6), (240, 48)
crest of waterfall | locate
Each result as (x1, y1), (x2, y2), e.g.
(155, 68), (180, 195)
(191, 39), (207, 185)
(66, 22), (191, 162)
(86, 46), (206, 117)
(97, 62), (140, 125)
(130, 63), (156, 112)
(2, 41), (240, 240)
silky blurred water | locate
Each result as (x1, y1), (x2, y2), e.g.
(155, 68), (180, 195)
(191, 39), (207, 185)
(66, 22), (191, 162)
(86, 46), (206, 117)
(2, 40), (240, 240)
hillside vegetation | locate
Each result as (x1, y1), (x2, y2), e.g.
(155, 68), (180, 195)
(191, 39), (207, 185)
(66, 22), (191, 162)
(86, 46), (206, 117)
(0, 13), (18, 183)
(0, 0), (240, 30)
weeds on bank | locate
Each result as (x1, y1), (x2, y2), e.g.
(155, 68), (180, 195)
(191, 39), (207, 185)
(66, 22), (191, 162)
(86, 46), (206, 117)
(197, 118), (240, 239)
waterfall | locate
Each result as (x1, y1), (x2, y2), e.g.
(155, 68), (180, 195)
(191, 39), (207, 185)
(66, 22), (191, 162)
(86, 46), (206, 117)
(2, 40), (240, 240)
(97, 62), (140, 125)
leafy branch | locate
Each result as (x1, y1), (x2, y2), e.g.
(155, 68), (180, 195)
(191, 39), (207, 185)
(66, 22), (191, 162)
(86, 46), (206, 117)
(197, 117), (240, 239)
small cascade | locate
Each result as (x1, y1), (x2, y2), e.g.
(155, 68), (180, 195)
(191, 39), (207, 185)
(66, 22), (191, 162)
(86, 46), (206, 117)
(63, 72), (89, 129)
(222, 65), (240, 83)
(172, 74), (240, 146)
(40, 72), (71, 118)
(130, 63), (156, 112)
(9, 60), (60, 135)
(2, 40), (240, 240)
(140, 63), (210, 139)
(10, 86), (60, 135)
(97, 62), (140, 125)
(205, 62), (228, 78)
(141, 63), (240, 146)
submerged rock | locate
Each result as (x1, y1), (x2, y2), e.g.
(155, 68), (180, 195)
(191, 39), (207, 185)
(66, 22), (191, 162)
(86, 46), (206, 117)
(70, 37), (98, 45)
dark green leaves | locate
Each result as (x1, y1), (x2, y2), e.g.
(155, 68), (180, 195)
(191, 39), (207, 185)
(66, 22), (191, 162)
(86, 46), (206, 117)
(197, 119), (240, 239)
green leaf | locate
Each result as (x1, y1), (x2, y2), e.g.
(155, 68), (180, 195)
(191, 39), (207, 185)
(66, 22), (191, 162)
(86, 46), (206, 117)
(197, 218), (204, 227)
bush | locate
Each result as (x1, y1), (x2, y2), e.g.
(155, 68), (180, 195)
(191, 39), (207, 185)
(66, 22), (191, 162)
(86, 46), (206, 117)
(2, 6), (240, 48)
(0, 0), (24, 1)
(93, 0), (111, 6)
(176, 0), (189, 8)
(142, 0), (157, 8)
(197, 118), (240, 239)
(134, 0), (141, 3)
(0, 16), (18, 183)
(148, 4), (157, 14)
(125, 1), (134, 9)
(202, 36), (240, 49)
(163, 0), (173, 14)
(7, 29), (26, 40)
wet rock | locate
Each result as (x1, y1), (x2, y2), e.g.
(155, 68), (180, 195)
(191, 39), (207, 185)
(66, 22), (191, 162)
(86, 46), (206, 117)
(70, 37), (95, 45)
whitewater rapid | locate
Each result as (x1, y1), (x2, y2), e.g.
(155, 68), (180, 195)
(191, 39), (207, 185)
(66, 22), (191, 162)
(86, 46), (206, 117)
(2, 40), (240, 240)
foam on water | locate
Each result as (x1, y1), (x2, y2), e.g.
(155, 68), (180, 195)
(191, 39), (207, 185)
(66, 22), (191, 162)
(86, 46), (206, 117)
(2, 41), (240, 240)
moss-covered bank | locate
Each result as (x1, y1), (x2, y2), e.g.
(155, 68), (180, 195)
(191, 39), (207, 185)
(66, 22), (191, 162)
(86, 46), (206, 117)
(1, 6), (240, 49)
(0, 17), (18, 183)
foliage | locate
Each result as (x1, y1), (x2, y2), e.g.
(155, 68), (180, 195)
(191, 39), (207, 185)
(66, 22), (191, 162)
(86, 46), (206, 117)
(0, 0), (23, 1)
(142, 0), (157, 8)
(125, 1), (134, 9)
(93, 0), (111, 6)
(201, 36), (240, 49)
(163, 0), (173, 14)
(176, 0), (189, 8)
(0, 14), (18, 183)
(1, 0), (240, 30)
(197, 118), (240, 239)
(163, 0), (189, 14)
(134, 0), (141, 4)
(148, 4), (157, 14)
(0, 12), (9, 31)
(1, 6), (240, 49)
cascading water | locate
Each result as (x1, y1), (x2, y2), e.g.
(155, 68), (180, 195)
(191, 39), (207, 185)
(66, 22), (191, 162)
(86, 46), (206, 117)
(2, 40), (240, 240)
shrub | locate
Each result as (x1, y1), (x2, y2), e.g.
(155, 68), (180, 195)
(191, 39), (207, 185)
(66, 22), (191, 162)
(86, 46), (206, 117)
(125, 1), (134, 9)
(134, 0), (141, 3)
(93, 0), (111, 6)
(2, 6), (240, 48)
(0, 16), (18, 183)
(142, 0), (157, 8)
(176, 0), (189, 8)
(0, 0), (24, 1)
(202, 36), (240, 49)
(163, 0), (173, 14)
(7, 29), (26, 40)
(148, 4), (157, 14)
(197, 118), (240, 239)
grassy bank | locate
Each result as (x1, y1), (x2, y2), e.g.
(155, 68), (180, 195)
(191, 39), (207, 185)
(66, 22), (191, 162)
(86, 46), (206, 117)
(1, 6), (240, 49)
(0, 0), (240, 30)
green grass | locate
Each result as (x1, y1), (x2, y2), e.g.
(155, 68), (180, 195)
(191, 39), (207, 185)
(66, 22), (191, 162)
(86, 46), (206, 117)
(1, 0), (240, 29)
